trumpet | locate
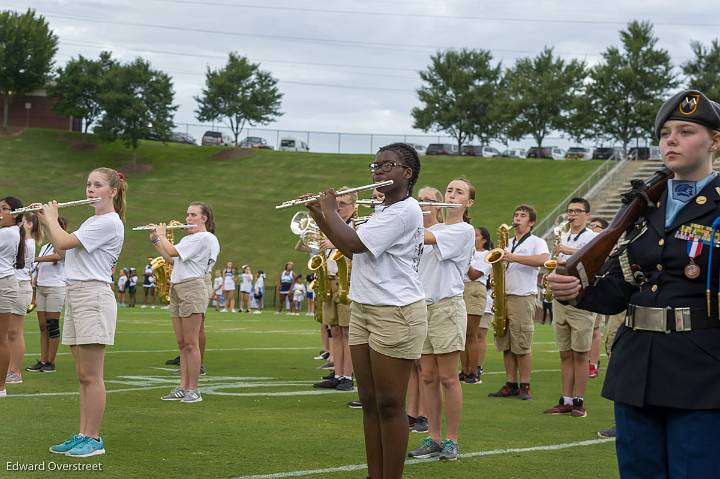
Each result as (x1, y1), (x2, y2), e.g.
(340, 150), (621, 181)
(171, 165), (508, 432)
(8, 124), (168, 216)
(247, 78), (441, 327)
(275, 181), (393, 209)
(132, 224), (196, 231)
(0, 198), (101, 219)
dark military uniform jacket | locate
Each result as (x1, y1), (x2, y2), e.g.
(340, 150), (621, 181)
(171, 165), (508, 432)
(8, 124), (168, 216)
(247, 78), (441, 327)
(578, 175), (720, 409)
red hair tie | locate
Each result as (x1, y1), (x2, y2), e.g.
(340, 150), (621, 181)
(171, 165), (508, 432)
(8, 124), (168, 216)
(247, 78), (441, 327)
(117, 171), (125, 182)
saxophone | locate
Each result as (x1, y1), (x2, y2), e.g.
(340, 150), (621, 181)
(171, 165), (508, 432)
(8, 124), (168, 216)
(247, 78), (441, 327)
(331, 250), (351, 305)
(543, 219), (572, 302)
(485, 224), (512, 337)
(152, 220), (182, 304)
(308, 253), (331, 322)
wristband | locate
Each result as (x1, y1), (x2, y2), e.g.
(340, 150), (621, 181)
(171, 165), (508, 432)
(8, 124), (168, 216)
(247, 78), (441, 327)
(151, 238), (160, 245)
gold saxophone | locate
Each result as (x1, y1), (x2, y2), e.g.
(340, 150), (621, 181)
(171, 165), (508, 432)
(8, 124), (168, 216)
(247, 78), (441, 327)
(308, 253), (331, 322)
(543, 218), (572, 302)
(152, 220), (182, 304)
(331, 250), (351, 305)
(485, 224), (512, 337)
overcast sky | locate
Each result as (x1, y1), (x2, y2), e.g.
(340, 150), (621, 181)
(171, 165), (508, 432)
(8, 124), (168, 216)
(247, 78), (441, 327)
(4, 0), (720, 150)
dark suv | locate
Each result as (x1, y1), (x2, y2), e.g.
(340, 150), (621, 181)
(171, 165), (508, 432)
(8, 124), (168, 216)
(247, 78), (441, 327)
(592, 147), (624, 161)
(426, 143), (459, 155)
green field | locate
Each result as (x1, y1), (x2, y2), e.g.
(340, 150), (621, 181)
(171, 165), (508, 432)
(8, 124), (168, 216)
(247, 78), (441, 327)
(1, 309), (619, 478)
(0, 129), (601, 282)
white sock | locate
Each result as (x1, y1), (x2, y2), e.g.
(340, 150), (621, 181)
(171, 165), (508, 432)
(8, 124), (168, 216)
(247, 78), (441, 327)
(334, 375), (341, 379)
(563, 396), (573, 406)
(342, 376), (352, 380)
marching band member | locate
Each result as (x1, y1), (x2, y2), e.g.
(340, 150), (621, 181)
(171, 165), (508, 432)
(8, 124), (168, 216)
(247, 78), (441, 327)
(0, 196), (25, 398)
(306, 142), (426, 479)
(408, 178), (475, 461)
(156, 202), (218, 403)
(549, 90), (720, 478)
(26, 217), (68, 374)
(40, 168), (125, 457)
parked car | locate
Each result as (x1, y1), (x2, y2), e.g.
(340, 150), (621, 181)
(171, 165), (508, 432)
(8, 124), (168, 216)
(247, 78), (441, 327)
(426, 143), (459, 155)
(239, 136), (273, 149)
(564, 147), (593, 160)
(201, 131), (233, 146)
(526, 146), (565, 160)
(407, 143), (426, 156)
(279, 137), (310, 152)
(169, 132), (197, 145)
(462, 145), (502, 157)
(592, 147), (624, 161)
(502, 148), (526, 158)
(628, 146), (661, 161)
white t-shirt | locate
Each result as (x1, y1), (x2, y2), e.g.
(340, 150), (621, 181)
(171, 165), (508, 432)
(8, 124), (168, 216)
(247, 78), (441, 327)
(118, 275), (128, 290)
(293, 283), (306, 301)
(36, 243), (66, 287)
(15, 238), (35, 281)
(129, 274), (138, 287)
(0, 225), (20, 279)
(419, 222), (475, 304)
(254, 275), (265, 295)
(240, 273), (253, 293)
(464, 249), (491, 286)
(505, 233), (549, 296)
(65, 212), (124, 284)
(206, 234), (220, 274)
(349, 197), (425, 306)
(213, 276), (223, 293)
(171, 232), (215, 283)
(557, 228), (598, 262)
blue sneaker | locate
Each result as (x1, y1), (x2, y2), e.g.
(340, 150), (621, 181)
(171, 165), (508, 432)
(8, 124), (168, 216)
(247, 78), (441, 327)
(65, 436), (105, 457)
(49, 434), (85, 454)
(438, 439), (459, 461)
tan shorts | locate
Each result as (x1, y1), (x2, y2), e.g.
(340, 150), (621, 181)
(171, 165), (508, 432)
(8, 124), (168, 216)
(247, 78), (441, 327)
(605, 311), (626, 356)
(169, 278), (208, 318)
(463, 281), (487, 316)
(593, 313), (605, 329)
(36, 285), (66, 313)
(322, 279), (351, 327)
(552, 300), (595, 352)
(494, 294), (535, 355)
(349, 300), (427, 360)
(422, 296), (467, 355)
(0, 275), (18, 314)
(11, 280), (33, 316)
(63, 281), (117, 346)
(204, 274), (213, 313)
(480, 312), (493, 329)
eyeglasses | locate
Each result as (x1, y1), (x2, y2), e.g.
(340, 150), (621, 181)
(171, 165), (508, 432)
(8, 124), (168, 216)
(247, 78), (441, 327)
(368, 161), (408, 173)
(589, 223), (602, 229)
(566, 208), (587, 215)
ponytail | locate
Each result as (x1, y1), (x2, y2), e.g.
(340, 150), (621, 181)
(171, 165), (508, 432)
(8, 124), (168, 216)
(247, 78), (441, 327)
(25, 213), (42, 242)
(93, 167), (127, 220)
(1, 196), (26, 269)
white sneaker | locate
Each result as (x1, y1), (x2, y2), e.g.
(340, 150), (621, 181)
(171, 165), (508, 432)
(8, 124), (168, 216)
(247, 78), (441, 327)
(221, 309), (228, 313)
(231, 309), (237, 313)
(151, 305), (156, 309)
(0, 389), (6, 397)
(141, 305), (147, 309)
(253, 311), (262, 314)
(5, 372), (22, 384)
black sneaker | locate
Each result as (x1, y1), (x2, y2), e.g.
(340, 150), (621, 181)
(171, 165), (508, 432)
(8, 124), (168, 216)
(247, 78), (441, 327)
(322, 370), (335, 380)
(313, 377), (341, 389)
(165, 356), (180, 365)
(347, 400), (363, 409)
(336, 378), (354, 391)
(411, 416), (429, 433)
(199, 365), (206, 376)
(26, 361), (45, 372)
(458, 371), (466, 382)
(488, 382), (519, 398)
(597, 425), (616, 438)
(40, 362), (56, 373)
(477, 367), (484, 381)
(318, 361), (334, 370)
(408, 415), (417, 428)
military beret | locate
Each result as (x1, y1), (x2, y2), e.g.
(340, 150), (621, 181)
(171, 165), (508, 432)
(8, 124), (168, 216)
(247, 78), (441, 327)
(654, 90), (720, 139)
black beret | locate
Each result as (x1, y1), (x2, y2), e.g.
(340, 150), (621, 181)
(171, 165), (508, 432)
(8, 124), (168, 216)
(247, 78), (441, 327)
(654, 90), (720, 139)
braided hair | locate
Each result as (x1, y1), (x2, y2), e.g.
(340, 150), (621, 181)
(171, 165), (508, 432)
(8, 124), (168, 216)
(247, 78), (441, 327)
(377, 143), (421, 197)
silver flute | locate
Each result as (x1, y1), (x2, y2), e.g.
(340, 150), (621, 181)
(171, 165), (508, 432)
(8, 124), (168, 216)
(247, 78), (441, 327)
(1, 198), (101, 219)
(131, 224), (196, 231)
(356, 199), (462, 208)
(275, 180), (393, 210)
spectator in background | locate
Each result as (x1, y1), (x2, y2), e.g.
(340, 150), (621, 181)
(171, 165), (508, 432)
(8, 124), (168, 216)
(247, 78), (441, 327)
(292, 275), (306, 316)
(239, 265), (253, 313)
(142, 257), (154, 308)
(128, 267), (138, 307)
(212, 270), (224, 311)
(117, 269), (128, 307)
(589, 217), (608, 233)
(306, 273), (315, 316)
(253, 270), (265, 314)
(222, 262), (237, 313)
(277, 261), (296, 314)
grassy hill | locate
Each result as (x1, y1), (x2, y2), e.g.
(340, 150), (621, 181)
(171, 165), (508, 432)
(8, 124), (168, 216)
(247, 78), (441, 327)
(0, 129), (601, 283)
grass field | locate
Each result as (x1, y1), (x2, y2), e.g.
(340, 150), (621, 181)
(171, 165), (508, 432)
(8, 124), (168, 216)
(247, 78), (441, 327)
(2, 309), (619, 479)
(0, 129), (601, 282)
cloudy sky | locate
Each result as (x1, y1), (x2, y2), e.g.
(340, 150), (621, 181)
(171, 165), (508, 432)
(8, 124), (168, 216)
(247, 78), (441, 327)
(4, 0), (719, 151)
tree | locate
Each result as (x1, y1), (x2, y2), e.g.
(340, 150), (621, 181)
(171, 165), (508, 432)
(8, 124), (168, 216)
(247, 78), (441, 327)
(94, 58), (177, 164)
(0, 9), (58, 128)
(49, 51), (115, 133)
(195, 53), (282, 145)
(412, 49), (503, 150)
(682, 39), (720, 103)
(586, 21), (677, 152)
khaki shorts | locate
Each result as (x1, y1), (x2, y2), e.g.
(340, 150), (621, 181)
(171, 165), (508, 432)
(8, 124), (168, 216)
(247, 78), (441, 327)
(0, 275), (18, 314)
(422, 296), (467, 355)
(36, 285), (66, 313)
(63, 281), (117, 346)
(204, 274), (213, 313)
(494, 294), (535, 355)
(480, 312), (493, 329)
(593, 313), (605, 329)
(349, 300), (428, 360)
(11, 280), (33, 316)
(322, 278), (351, 327)
(169, 278), (208, 318)
(463, 281), (487, 316)
(552, 300), (595, 352)
(605, 311), (626, 357)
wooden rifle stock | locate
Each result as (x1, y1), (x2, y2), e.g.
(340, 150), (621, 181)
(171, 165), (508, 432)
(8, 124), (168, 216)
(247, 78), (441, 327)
(556, 167), (673, 295)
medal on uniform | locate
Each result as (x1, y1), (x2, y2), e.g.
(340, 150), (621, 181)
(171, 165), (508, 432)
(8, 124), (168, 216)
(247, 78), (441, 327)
(685, 238), (702, 279)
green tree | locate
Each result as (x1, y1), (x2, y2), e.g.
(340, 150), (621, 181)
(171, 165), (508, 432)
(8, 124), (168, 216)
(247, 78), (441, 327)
(502, 47), (586, 149)
(49, 51), (116, 133)
(94, 58), (177, 164)
(412, 49), (503, 150)
(682, 39), (720, 103)
(586, 21), (676, 152)
(0, 9), (58, 128)
(195, 53), (283, 146)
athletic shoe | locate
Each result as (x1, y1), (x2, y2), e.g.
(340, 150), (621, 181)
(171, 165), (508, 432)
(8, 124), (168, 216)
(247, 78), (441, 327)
(543, 397), (573, 415)
(336, 378), (354, 391)
(181, 389), (203, 403)
(313, 377), (340, 389)
(5, 372), (22, 384)
(488, 382), (519, 398)
(65, 437), (105, 457)
(318, 361), (334, 370)
(570, 398), (587, 418)
(0, 389), (6, 398)
(161, 387), (185, 401)
(477, 367), (484, 381)
(253, 310), (262, 314)
(313, 351), (328, 360)
(49, 434), (86, 454)
(589, 363), (599, 379)
(597, 426), (616, 438)
(457, 371), (465, 382)
(518, 383), (533, 400)
(464, 372), (480, 384)
(408, 437), (443, 459)
(200, 366), (206, 376)
(141, 305), (147, 309)
(165, 356), (180, 365)
(408, 415), (416, 428)
(411, 416), (429, 433)
(322, 371), (335, 380)
(26, 360), (45, 372)
(40, 362), (56, 373)
(438, 439), (459, 461)
(347, 400), (362, 409)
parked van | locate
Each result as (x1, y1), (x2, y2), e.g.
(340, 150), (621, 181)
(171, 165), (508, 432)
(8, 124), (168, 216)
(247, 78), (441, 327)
(201, 131), (233, 146)
(461, 145), (502, 157)
(279, 137), (310, 152)
(426, 143), (459, 156)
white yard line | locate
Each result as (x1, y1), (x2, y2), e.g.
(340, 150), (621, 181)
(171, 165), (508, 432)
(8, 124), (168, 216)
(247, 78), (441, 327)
(51, 347), (319, 356)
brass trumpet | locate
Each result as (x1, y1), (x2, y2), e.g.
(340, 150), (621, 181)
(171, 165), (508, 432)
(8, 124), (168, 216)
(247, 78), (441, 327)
(0, 198), (101, 219)
(275, 181), (393, 209)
